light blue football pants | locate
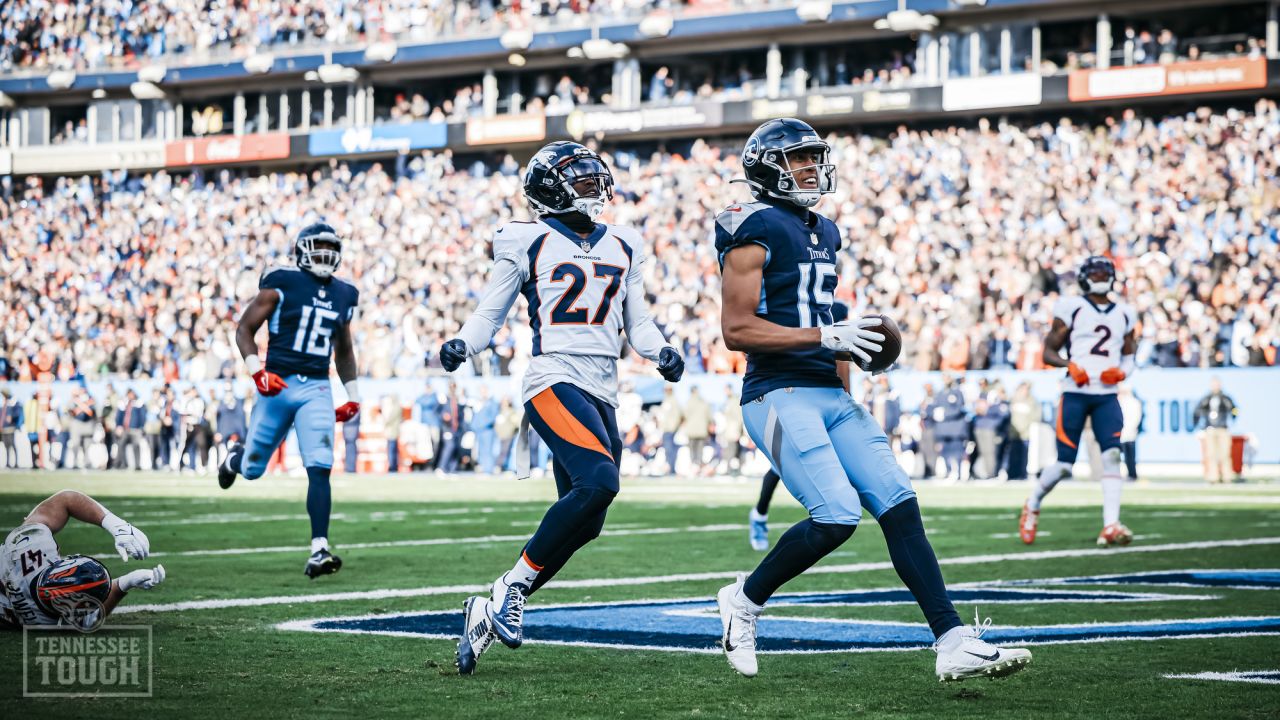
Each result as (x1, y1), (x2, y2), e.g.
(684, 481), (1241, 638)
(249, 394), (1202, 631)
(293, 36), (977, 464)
(240, 375), (334, 479)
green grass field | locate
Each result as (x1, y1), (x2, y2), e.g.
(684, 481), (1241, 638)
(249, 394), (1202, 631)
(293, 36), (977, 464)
(2, 471), (1279, 719)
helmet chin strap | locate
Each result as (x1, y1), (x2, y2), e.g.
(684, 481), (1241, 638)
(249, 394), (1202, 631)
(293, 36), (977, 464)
(571, 196), (605, 219)
(1086, 280), (1112, 295)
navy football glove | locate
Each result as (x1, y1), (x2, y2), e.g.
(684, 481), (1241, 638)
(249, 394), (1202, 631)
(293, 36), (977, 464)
(439, 339), (468, 372)
(657, 347), (685, 382)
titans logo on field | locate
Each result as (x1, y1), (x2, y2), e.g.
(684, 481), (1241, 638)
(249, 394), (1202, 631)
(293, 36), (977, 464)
(279, 570), (1280, 652)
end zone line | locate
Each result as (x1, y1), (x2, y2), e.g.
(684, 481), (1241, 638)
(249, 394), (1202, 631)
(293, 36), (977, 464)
(115, 535), (1280, 614)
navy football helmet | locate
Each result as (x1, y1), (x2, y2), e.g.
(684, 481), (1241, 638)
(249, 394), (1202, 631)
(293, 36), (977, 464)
(295, 223), (342, 279)
(32, 554), (111, 629)
(523, 141), (614, 219)
(741, 118), (836, 208)
(1078, 255), (1116, 295)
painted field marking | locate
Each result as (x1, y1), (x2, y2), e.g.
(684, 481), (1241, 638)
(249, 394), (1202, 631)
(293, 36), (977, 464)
(115, 536), (1280, 614)
(1163, 670), (1280, 685)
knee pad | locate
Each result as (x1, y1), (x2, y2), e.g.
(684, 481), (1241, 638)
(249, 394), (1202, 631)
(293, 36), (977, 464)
(804, 520), (856, 555)
(1101, 448), (1123, 477)
(566, 485), (616, 516)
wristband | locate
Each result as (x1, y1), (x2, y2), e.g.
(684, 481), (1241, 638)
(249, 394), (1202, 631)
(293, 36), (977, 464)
(245, 355), (263, 375)
(343, 380), (361, 404)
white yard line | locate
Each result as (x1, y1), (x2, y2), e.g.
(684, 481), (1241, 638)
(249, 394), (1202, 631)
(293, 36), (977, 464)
(1163, 670), (1280, 685)
(115, 535), (1280, 614)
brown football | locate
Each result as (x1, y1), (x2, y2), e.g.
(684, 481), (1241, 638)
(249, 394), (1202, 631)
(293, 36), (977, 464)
(836, 314), (902, 373)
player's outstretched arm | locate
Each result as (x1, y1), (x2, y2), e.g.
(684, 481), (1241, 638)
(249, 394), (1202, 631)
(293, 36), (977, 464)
(25, 490), (151, 561)
(237, 289), (288, 395)
(442, 257), (522, 371)
(333, 322), (361, 421)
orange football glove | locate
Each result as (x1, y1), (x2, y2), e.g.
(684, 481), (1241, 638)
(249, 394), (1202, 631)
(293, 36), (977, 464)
(1100, 367), (1126, 385)
(1067, 362), (1090, 387)
(253, 369), (288, 397)
(335, 402), (360, 423)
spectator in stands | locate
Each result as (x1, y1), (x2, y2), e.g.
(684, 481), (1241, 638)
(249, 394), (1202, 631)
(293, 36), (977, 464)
(495, 396), (520, 474)
(659, 385), (682, 475)
(930, 379), (969, 482)
(384, 396), (403, 473)
(437, 382), (464, 473)
(1157, 28), (1179, 64)
(470, 386), (499, 475)
(415, 384), (442, 470)
(115, 388), (146, 470)
(1193, 378), (1239, 484)
(1006, 382), (1036, 481)
(682, 386), (712, 473)
(214, 386), (247, 467)
(68, 388), (97, 470)
(180, 386), (209, 474)
(0, 390), (21, 468)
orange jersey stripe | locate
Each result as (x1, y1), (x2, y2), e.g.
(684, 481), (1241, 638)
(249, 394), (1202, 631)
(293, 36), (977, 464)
(1056, 401), (1077, 449)
(529, 388), (613, 461)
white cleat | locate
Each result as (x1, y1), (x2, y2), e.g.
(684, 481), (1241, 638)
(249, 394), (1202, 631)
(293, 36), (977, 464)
(457, 596), (497, 675)
(716, 576), (760, 678)
(934, 615), (1032, 683)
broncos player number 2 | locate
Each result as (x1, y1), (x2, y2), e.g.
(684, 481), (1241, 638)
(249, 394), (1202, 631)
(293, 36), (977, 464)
(796, 262), (837, 328)
(292, 306), (339, 356)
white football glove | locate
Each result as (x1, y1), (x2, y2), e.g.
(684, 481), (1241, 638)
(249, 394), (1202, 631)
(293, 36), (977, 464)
(819, 317), (886, 366)
(118, 565), (166, 592)
(102, 514), (151, 562)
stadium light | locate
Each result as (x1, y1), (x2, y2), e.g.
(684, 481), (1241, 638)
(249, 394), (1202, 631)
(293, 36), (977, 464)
(243, 53), (275, 75)
(639, 12), (674, 38)
(796, 0), (833, 23)
(581, 39), (629, 60)
(365, 41), (397, 64)
(508, 53), (528, 67)
(130, 82), (167, 100)
(954, 0), (987, 6)
(874, 10), (938, 33)
(501, 28), (534, 50)
(92, 88), (107, 99)
(317, 64), (360, 84)
(137, 64), (167, 83)
(0, 92), (13, 108)
(46, 71), (76, 90)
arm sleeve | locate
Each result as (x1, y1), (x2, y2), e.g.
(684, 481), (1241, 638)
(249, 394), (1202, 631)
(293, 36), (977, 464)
(455, 256), (524, 356)
(621, 240), (671, 362)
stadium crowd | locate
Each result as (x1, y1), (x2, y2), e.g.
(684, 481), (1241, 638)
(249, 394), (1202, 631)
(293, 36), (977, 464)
(0, 0), (754, 73)
(3, 102), (1278, 391)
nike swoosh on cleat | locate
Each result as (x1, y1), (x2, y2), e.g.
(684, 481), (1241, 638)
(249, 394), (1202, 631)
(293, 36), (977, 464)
(724, 617), (736, 652)
(965, 650), (1001, 662)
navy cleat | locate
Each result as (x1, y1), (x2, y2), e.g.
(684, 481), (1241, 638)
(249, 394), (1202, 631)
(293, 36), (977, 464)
(487, 574), (529, 649)
(218, 443), (242, 490)
(304, 549), (343, 579)
(457, 596), (497, 675)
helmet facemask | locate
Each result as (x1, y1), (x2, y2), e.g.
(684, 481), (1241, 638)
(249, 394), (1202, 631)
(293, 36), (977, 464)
(297, 232), (342, 279)
(1078, 257), (1116, 296)
(529, 154), (614, 219)
(761, 143), (836, 208)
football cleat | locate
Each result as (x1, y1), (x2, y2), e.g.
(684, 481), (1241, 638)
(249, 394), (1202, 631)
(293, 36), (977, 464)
(218, 444), (241, 490)
(487, 574), (529, 649)
(748, 511), (769, 552)
(457, 596), (497, 675)
(717, 576), (759, 677)
(1018, 502), (1039, 545)
(935, 615), (1032, 682)
(303, 549), (343, 579)
(1097, 523), (1133, 547)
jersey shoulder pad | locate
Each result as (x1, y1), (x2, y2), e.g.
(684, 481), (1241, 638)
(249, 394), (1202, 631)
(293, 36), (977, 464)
(493, 221), (548, 260)
(259, 264), (300, 289)
(3, 523), (58, 558)
(332, 276), (360, 302)
(1052, 295), (1086, 324)
(715, 201), (771, 237)
(605, 224), (645, 264)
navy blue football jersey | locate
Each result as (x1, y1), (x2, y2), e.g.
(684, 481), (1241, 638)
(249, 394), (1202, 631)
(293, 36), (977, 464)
(715, 198), (843, 403)
(260, 266), (359, 377)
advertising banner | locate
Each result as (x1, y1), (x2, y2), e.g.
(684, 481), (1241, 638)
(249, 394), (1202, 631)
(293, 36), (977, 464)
(1068, 57), (1267, 101)
(164, 133), (289, 167)
(307, 121), (447, 156)
(465, 113), (546, 145)
(565, 103), (723, 140)
(942, 73), (1042, 111)
(17, 141), (166, 174)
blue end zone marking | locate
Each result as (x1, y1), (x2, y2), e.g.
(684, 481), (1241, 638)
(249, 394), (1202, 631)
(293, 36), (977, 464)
(1056, 570), (1280, 589)
(289, 578), (1280, 653)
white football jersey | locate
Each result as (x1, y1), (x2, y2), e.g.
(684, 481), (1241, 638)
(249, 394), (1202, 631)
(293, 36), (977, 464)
(0, 523), (62, 627)
(1054, 295), (1136, 395)
(490, 219), (660, 406)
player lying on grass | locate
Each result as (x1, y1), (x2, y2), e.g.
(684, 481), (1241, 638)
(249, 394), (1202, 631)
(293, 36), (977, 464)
(1, 490), (166, 629)
(714, 118), (1031, 682)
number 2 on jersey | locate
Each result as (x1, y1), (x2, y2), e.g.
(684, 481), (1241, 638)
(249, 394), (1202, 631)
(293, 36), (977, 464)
(292, 306), (339, 356)
(1090, 324), (1112, 356)
(549, 262), (624, 325)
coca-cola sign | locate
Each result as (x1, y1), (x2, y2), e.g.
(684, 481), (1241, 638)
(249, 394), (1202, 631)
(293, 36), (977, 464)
(165, 133), (290, 167)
